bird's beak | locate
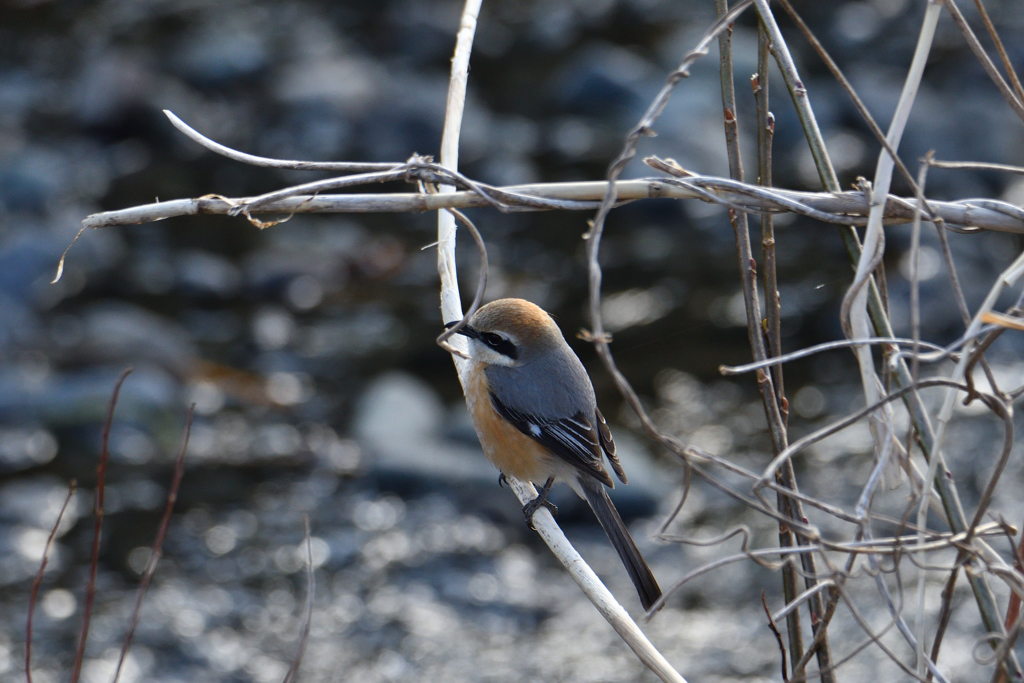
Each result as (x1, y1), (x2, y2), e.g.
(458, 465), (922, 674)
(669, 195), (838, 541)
(444, 321), (479, 339)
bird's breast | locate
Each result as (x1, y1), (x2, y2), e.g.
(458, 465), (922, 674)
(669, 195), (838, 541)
(466, 362), (557, 483)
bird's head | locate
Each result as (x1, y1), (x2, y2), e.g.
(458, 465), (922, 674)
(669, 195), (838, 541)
(445, 298), (563, 367)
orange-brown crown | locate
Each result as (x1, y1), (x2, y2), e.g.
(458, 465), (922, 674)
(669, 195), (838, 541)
(468, 298), (563, 348)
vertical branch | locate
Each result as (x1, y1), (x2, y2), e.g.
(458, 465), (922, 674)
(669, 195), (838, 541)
(282, 515), (314, 683)
(754, 17), (805, 676)
(972, 0), (1024, 104)
(753, 0), (888, 339)
(751, 0), (837, 192)
(767, 1), (1019, 676)
(820, 3), (941, 677)
(69, 367), (132, 683)
(763, 591), (790, 683)
(943, 0), (1024, 122)
(910, 162), (929, 388)
(719, 3), (833, 679)
(437, 0), (483, 386)
(112, 405), (193, 683)
(928, 563), (963, 680)
(756, 31), (782, 403)
(996, 526), (1024, 683)
(714, 2), (765, 362)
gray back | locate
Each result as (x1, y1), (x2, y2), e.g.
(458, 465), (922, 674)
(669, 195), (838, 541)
(485, 340), (596, 420)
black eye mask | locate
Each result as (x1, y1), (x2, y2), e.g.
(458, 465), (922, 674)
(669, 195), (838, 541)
(479, 332), (518, 360)
(445, 322), (519, 360)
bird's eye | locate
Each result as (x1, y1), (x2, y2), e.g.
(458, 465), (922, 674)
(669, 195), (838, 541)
(478, 332), (518, 359)
(481, 332), (504, 348)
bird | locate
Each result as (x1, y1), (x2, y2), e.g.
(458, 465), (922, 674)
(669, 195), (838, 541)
(447, 298), (662, 611)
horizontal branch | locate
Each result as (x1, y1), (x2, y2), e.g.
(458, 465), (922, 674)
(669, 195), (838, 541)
(82, 178), (1024, 234)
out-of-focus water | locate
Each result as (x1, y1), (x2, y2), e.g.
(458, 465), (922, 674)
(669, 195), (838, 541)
(1, 0), (1024, 681)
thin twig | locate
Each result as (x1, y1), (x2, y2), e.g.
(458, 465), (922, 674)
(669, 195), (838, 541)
(164, 110), (403, 173)
(971, 0), (1024, 103)
(929, 159), (1024, 175)
(717, 2), (832, 675)
(929, 562), (963, 678)
(434, 207), (488, 359)
(754, 14), (803, 673)
(282, 515), (314, 683)
(719, 336), (959, 376)
(26, 481), (77, 683)
(70, 367), (133, 683)
(756, 378), (969, 492)
(942, 0), (1024, 123)
(763, 591), (790, 683)
(112, 404), (193, 683)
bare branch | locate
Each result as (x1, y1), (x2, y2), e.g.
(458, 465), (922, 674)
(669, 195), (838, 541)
(282, 515), (314, 683)
(70, 368), (133, 683)
(26, 482), (76, 683)
(164, 109), (404, 172)
(80, 176), (1024, 234)
(943, 0), (1024, 123)
(112, 405), (193, 683)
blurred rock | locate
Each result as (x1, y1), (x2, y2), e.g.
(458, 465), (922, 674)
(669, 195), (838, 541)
(354, 371), (494, 484)
(551, 42), (656, 117)
(176, 250), (242, 298)
(0, 427), (58, 473)
(173, 25), (269, 86)
(0, 363), (178, 423)
(77, 302), (197, 375)
(274, 55), (382, 114)
(0, 475), (80, 532)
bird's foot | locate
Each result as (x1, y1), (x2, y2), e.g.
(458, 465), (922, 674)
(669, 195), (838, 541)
(498, 473), (508, 488)
(523, 477), (557, 530)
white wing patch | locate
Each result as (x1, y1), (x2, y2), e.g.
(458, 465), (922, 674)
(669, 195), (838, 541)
(489, 392), (613, 486)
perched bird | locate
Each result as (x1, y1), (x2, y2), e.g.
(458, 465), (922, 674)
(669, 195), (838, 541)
(448, 298), (662, 610)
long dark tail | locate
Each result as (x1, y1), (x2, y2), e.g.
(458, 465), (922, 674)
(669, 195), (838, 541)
(579, 476), (662, 611)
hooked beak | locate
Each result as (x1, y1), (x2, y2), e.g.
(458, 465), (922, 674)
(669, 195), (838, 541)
(444, 321), (479, 339)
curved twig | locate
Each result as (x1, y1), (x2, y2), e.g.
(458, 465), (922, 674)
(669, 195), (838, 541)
(26, 482), (77, 683)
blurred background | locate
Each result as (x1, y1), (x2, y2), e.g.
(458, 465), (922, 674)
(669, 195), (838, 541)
(1, 0), (1024, 681)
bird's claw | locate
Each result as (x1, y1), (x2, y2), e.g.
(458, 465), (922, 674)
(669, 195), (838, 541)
(522, 477), (557, 530)
(523, 497), (558, 530)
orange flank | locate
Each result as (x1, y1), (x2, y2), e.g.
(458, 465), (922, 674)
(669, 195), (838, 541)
(465, 361), (555, 483)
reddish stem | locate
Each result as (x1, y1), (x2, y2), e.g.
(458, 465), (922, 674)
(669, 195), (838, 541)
(69, 367), (132, 683)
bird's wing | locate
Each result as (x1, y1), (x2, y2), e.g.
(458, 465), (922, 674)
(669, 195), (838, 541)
(490, 393), (613, 487)
(596, 407), (626, 484)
